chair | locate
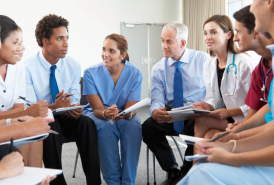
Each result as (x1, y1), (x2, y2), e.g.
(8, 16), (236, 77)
(62, 77), (88, 178)
(146, 136), (185, 185)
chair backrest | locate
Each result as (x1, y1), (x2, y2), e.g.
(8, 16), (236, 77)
(80, 77), (89, 105)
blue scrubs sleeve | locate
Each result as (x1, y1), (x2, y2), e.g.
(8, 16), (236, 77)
(265, 79), (273, 122)
(127, 72), (142, 101)
(83, 70), (98, 95)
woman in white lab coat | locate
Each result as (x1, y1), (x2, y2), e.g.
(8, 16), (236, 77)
(193, 15), (253, 140)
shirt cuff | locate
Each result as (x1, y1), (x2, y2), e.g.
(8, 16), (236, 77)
(149, 103), (163, 116)
(239, 104), (250, 117)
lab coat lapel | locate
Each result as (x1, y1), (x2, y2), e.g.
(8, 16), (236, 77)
(212, 58), (226, 109)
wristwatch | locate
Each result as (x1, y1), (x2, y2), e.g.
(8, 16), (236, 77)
(6, 118), (12, 126)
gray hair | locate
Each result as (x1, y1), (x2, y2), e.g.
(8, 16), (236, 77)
(163, 21), (188, 45)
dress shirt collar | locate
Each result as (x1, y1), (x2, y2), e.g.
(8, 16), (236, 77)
(266, 44), (274, 55)
(168, 48), (190, 66)
(39, 51), (62, 71)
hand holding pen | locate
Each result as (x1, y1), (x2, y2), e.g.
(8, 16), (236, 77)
(18, 97), (48, 117)
(53, 90), (71, 109)
(195, 131), (231, 155)
(17, 119), (59, 135)
(103, 104), (119, 120)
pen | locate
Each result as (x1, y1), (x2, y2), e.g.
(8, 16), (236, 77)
(48, 130), (59, 135)
(103, 104), (123, 112)
(209, 131), (230, 142)
(17, 119), (59, 135)
(9, 138), (13, 153)
(55, 94), (74, 100)
(18, 96), (36, 104)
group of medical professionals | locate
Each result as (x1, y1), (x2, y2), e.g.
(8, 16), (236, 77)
(0, 0), (274, 185)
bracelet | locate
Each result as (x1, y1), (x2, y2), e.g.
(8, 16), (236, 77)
(6, 118), (12, 126)
(103, 109), (107, 120)
(229, 140), (237, 153)
(128, 112), (133, 120)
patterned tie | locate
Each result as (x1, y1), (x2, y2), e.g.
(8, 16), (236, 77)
(50, 65), (59, 103)
(173, 61), (184, 134)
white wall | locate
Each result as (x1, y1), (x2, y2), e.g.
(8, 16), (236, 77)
(0, 0), (182, 74)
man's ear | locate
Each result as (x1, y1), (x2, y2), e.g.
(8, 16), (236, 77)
(180, 39), (187, 48)
(267, 0), (274, 11)
(254, 31), (261, 39)
(42, 38), (49, 46)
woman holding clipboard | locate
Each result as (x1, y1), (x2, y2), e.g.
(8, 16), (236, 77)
(83, 34), (143, 185)
(193, 15), (252, 142)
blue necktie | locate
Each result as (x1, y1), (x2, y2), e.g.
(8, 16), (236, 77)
(173, 61), (184, 134)
(50, 65), (59, 103)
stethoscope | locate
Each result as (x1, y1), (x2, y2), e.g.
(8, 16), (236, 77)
(225, 53), (237, 96)
(226, 53), (237, 74)
(260, 57), (272, 102)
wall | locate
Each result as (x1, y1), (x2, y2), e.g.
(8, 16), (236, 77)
(0, 0), (182, 74)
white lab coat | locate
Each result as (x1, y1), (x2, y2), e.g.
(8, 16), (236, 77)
(204, 51), (252, 122)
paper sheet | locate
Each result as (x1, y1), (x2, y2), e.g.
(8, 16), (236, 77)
(179, 134), (204, 145)
(185, 154), (209, 161)
(53, 104), (87, 116)
(0, 167), (62, 185)
(0, 133), (49, 147)
(119, 98), (151, 115)
(45, 109), (54, 122)
(167, 108), (211, 123)
(108, 98), (151, 124)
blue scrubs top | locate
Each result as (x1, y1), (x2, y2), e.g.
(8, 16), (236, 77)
(265, 79), (273, 123)
(83, 61), (142, 113)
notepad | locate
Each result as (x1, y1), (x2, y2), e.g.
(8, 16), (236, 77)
(0, 167), (62, 185)
(167, 107), (211, 123)
(179, 134), (204, 145)
(0, 133), (49, 147)
(185, 154), (209, 161)
(53, 105), (87, 116)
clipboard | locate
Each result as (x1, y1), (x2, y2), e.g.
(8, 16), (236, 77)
(0, 167), (62, 185)
(53, 105), (87, 116)
(0, 133), (49, 147)
(167, 108), (211, 123)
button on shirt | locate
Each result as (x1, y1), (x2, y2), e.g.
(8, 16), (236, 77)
(0, 62), (25, 111)
(24, 51), (81, 105)
(149, 48), (209, 115)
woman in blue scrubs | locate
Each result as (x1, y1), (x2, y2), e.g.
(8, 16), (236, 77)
(83, 34), (143, 185)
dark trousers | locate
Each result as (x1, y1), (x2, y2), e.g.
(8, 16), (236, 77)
(142, 118), (194, 174)
(43, 115), (101, 185)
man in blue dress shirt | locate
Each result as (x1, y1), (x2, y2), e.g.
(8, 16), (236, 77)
(142, 21), (209, 185)
(24, 14), (101, 185)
